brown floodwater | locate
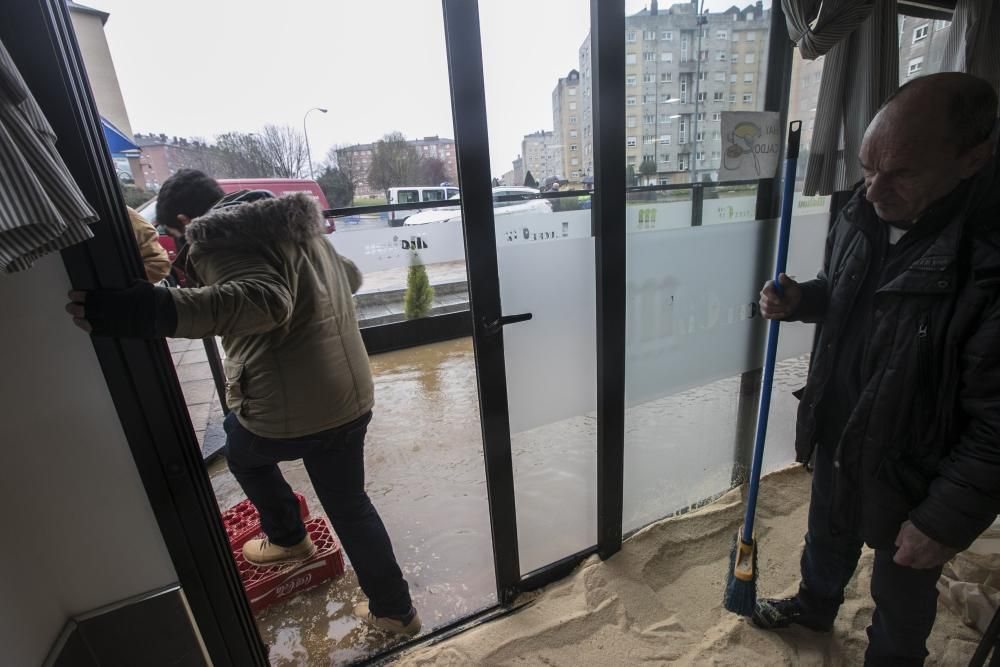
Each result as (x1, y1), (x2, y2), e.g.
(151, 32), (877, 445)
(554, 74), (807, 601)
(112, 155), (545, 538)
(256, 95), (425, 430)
(207, 337), (807, 665)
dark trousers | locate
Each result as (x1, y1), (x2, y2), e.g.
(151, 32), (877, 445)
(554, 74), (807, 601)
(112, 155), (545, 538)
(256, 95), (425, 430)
(223, 411), (412, 617)
(797, 440), (942, 666)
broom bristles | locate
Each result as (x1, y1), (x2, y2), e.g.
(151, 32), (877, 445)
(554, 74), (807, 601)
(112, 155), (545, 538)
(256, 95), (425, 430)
(723, 531), (758, 616)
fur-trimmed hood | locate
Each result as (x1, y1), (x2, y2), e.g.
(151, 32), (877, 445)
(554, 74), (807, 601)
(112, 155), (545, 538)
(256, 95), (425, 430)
(185, 192), (323, 247)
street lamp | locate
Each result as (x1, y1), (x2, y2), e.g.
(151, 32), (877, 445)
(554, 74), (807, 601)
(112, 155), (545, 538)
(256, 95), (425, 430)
(303, 106), (328, 180)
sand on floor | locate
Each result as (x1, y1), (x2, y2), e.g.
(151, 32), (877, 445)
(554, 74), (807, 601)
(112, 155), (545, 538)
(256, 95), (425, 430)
(401, 465), (988, 666)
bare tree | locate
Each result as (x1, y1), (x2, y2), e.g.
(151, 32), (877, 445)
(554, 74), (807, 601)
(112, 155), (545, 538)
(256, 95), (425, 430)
(215, 132), (274, 178)
(259, 124), (308, 179)
(329, 144), (364, 197)
(367, 132), (421, 192)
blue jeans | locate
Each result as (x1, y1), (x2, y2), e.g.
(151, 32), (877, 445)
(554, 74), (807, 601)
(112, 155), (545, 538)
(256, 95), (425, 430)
(223, 411), (412, 617)
(798, 440), (942, 666)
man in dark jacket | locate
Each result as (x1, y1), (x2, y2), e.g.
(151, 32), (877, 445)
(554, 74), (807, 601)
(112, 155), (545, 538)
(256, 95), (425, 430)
(752, 73), (999, 664)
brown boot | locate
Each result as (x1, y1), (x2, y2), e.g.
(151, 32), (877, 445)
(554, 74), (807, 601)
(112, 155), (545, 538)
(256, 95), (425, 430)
(242, 534), (315, 567)
(353, 601), (421, 637)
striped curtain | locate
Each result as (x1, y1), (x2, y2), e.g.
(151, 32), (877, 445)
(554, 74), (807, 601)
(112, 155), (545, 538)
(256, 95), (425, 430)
(939, 0), (1000, 98)
(782, 0), (899, 195)
(0, 39), (96, 274)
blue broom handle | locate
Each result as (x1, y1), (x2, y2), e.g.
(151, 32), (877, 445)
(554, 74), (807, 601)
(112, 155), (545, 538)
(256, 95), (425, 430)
(741, 121), (802, 543)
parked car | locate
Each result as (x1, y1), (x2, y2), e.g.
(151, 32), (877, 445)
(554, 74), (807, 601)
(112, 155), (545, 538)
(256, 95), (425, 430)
(137, 178), (335, 286)
(403, 186), (552, 226)
(386, 185), (460, 226)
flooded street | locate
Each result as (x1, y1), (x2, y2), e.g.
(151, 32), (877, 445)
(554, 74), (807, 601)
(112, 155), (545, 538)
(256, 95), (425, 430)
(207, 338), (808, 665)
(209, 339), (495, 665)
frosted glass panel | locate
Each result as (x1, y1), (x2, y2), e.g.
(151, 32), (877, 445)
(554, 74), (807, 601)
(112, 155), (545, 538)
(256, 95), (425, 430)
(497, 224), (597, 575)
(624, 195), (830, 533)
(763, 197), (830, 473)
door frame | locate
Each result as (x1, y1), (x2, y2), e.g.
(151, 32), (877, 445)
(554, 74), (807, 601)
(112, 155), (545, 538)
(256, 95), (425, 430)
(8, 0), (796, 663)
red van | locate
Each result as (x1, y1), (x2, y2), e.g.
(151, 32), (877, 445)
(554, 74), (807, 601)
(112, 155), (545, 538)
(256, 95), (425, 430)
(137, 178), (335, 285)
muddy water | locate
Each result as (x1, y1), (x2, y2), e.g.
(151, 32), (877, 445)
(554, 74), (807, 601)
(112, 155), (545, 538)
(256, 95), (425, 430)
(209, 339), (494, 666)
(208, 339), (809, 665)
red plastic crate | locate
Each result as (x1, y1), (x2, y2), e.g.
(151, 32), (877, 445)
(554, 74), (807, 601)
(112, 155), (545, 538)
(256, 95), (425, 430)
(234, 517), (345, 613)
(221, 493), (309, 549)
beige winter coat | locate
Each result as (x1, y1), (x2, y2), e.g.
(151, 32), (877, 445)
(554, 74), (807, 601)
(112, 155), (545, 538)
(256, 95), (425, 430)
(168, 193), (373, 438)
(127, 206), (171, 283)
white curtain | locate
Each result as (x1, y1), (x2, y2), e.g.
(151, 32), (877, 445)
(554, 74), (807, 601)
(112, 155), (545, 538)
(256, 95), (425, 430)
(782, 0), (899, 195)
(939, 0), (1000, 98)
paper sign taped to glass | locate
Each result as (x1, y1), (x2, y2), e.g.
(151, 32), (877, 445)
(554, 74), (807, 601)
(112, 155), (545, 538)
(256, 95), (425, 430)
(719, 111), (781, 182)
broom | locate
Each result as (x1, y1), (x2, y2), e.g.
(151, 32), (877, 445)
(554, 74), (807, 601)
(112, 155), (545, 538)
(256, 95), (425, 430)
(723, 120), (802, 616)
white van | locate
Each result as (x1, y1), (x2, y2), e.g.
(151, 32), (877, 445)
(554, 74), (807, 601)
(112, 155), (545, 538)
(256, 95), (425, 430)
(387, 185), (460, 226)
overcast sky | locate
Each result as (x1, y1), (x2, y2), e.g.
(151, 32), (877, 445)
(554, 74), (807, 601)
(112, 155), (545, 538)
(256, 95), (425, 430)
(91, 0), (767, 177)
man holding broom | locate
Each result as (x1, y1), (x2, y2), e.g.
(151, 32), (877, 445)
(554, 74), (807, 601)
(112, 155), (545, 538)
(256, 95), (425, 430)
(753, 73), (1000, 664)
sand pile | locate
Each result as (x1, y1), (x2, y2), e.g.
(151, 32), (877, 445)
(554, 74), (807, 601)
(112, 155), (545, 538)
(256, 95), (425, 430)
(402, 466), (985, 665)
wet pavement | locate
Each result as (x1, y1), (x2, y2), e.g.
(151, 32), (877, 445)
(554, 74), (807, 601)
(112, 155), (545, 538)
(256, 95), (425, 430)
(207, 339), (496, 665)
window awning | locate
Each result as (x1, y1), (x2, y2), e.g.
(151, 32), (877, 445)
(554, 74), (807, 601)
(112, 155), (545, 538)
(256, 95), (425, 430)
(101, 117), (140, 154)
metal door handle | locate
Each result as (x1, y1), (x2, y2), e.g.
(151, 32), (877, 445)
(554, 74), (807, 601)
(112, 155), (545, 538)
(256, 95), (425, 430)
(482, 312), (532, 336)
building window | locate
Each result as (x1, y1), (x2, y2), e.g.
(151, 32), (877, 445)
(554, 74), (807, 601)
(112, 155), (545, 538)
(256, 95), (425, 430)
(934, 19), (948, 31)
(699, 71), (708, 81)
(697, 151), (705, 161)
(569, 87), (577, 96)
(660, 134), (671, 145)
(661, 72), (673, 82)
(713, 92), (724, 102)
(661, 95), (673, 104)
(571, 158), (579, 166)
(732, 32), (740, 42)
(643, 134), (655, 144)
(662, 30), (673, 40)
(659, 113), (672, 123)
(698, 92), (707, 102)
(716, 30), (728, 40)
(715, 71), (726, 82)
(743, 93), (753, 103)
(626, 53), (637, 65)
(661, 51), (674, 62)
(730, 73), (738, 83)
(643, 94), (656, 104)
(729, 93), (737, 103)
(644, 114), (655, 124)
(644, 30), (657, 40)
(913, 25), (929, 42)
(678, 158), (687, 170)
(696, 131), (705, 142)
(627, 74), (637, 86)
(907, 56), (924, 76)
(643, 73), (655, 83)
(746, 11), (754, 20)
(627, 31), (637, 42)
(644, 51), (656, 62)
(711, 151), (721, 160)
(627, 96), (637, 106)
(745, 53), (755, 64)
(711, 112), (721, 121)
(569, 115), (577, 123)
(570, 130), (578, 138)
(744, 72), (754, 83)
(571, 171), (580, 179)
(717, 52), (727, 61)
(746, 31), (756, 41)
(627, 116), (637, 128)
(569, 101), (577, 110)
(627, 136), (637, 147)
(570, 144), (578, 151)
(697, 112), (706, 121)
(712, 130), (720, 140)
